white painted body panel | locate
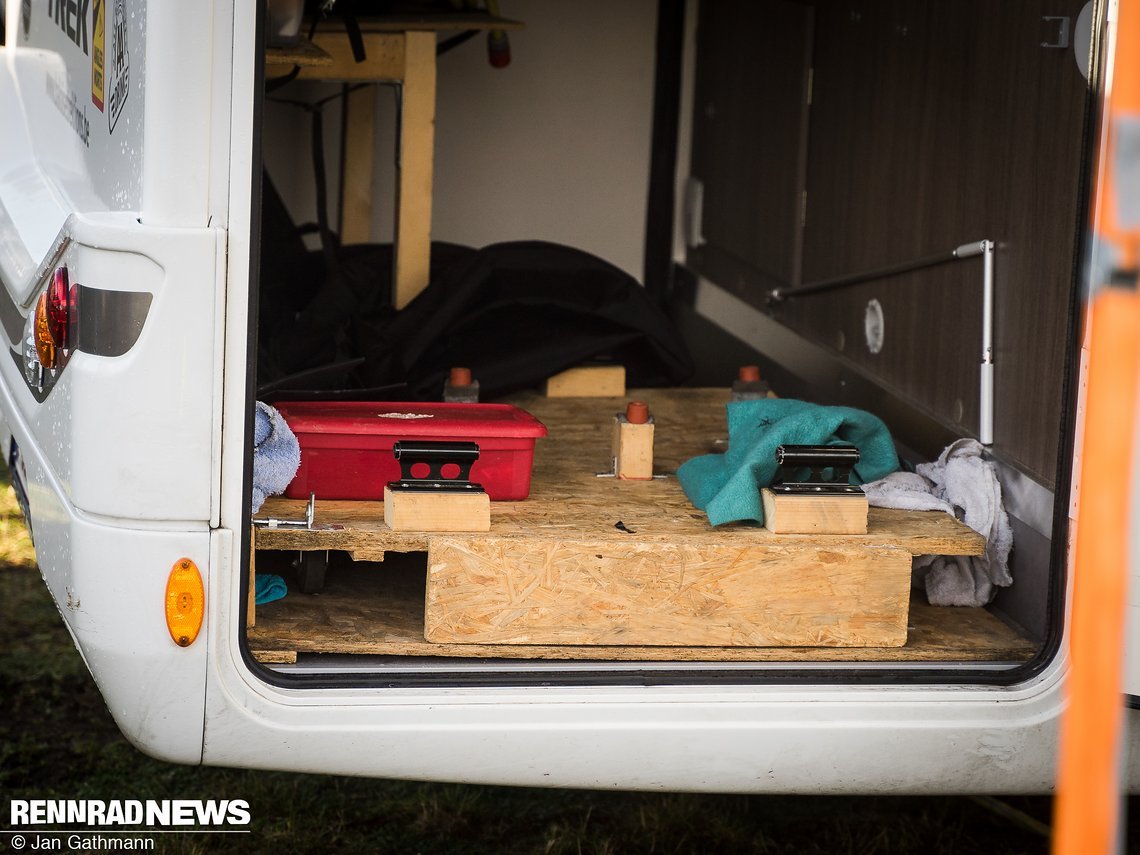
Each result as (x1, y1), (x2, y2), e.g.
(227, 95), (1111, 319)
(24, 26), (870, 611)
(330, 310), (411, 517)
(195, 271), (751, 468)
(7, 214), (221, 522)
(203, 500), (1078, 793)
(0, 0), (220, 766)
(1, 0), (146, 301)
(0, 349), (210, 765)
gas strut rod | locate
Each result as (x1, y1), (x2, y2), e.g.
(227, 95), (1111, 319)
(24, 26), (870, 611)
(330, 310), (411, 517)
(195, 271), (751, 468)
(767, 240), (995, 445)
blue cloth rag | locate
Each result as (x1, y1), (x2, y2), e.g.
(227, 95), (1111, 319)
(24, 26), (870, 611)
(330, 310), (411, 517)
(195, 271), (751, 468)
(677, 399), (900, 526)
(252, 401), (302, 513)
(255, 574), (288, 605)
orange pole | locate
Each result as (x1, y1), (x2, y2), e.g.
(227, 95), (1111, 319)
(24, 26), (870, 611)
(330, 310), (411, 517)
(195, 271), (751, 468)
(1052, 289), (1140, 854)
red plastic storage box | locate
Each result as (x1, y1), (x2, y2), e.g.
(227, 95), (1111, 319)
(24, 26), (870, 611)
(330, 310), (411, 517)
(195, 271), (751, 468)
(275, 401), (548, 501)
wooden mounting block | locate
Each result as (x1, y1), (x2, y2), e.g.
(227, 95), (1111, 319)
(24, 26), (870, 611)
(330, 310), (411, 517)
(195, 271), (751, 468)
(383, 486), (490, 532)
(761, 487), (869, 535)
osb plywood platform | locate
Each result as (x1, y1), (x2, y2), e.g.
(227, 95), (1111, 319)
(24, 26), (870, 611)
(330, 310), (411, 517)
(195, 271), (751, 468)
(247, 559), (1037, 664)
(255, 388), (985, 559)
(251, 388), (998, 655)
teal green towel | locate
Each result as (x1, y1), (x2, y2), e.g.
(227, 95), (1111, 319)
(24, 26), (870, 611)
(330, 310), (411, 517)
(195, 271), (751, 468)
(677, 399), (900, 526)
(255, 574), (288, 605)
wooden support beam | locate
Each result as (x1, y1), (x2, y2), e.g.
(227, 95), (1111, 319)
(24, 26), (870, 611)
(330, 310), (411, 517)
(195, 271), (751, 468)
(339, 85), (377, 245)
(393, 31), (436, 309)
(294, 32), (405, 80)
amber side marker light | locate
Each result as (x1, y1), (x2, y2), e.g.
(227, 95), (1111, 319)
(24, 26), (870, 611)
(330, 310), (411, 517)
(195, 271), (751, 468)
(165, 558), (204, 647)
(33, 292), (57, 369)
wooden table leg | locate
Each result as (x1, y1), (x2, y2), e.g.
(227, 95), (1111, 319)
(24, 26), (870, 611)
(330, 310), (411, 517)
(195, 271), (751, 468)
(393, 30), (437, 309)
(339, 86), (377, 245)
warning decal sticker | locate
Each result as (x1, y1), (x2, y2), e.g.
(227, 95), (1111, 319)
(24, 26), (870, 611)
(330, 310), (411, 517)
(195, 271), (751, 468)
(106, 0), (128, 133)
(91, 0), (105, 111)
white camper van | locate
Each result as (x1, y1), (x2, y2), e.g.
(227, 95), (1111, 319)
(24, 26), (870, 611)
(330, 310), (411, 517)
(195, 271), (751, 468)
(1, 0), (1137, 793)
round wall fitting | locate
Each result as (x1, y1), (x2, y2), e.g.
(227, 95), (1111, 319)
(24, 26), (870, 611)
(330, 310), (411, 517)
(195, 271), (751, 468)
(864, 299), (885, 354)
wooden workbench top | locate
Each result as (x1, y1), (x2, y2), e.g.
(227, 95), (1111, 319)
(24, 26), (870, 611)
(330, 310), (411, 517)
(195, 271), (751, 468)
(256, 387), (985, 561)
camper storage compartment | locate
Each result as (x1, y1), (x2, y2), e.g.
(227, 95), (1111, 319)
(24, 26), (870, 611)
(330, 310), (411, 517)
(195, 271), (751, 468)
(246, 0), (1089, 677)
(248, 388), (1033, 664)
(276, 401), (548, 501)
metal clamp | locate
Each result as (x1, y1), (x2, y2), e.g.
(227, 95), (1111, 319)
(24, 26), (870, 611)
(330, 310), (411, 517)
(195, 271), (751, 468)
(253, 492), (317, 528)
(388, 440), (485, 493)
(769, 444), (865, 496)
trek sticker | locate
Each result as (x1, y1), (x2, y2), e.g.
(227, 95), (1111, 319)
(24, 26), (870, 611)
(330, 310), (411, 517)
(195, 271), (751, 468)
(21, 0), (144, 210)
(48, 0), (92, 54)
(91, 0), (106, 111)
(106, 0), (129, 133)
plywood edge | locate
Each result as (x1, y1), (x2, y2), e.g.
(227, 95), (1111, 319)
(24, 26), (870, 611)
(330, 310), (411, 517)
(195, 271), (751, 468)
(251, 505), (984, 558)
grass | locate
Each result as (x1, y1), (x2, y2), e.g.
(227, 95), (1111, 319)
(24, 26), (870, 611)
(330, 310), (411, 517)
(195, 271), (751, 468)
(0, 474), (1131, 854)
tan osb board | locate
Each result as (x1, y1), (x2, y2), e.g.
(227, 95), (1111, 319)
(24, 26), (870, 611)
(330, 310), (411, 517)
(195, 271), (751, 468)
(247, 562), (1038, 663)
(543, 365), (626, 397)
(424, 537), (912, 647)
(256, 389), (985, 560)
(761, 487), (869, 534)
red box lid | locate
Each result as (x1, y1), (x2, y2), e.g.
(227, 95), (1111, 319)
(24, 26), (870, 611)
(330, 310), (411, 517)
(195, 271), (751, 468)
(274, 401), (548, 439)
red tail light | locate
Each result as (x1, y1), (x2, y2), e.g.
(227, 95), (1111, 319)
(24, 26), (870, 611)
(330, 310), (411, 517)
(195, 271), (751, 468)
(33, 266), (78, 370)
(46, 266), (73, 351)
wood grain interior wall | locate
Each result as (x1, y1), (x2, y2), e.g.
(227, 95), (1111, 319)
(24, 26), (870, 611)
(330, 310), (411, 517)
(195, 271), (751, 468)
(688, 0), (1091, 484)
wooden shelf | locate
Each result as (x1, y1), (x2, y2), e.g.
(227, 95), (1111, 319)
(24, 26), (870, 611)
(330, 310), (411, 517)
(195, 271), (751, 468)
(248, 388), (1024, 660)
(316, 13), (524, 33)
(265, 39), (334, 68)
(264, 14), (524, 69)
(248, 555), (1037, 665)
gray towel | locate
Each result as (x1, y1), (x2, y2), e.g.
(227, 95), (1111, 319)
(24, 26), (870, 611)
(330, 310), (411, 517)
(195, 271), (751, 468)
(863, 439), (1013, 606)
(252, 401), (302, 513)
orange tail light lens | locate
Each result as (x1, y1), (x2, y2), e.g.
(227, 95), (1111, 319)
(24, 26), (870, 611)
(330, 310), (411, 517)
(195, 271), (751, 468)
(33, 292), (57, 369)
(165, 558), (205, 647)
